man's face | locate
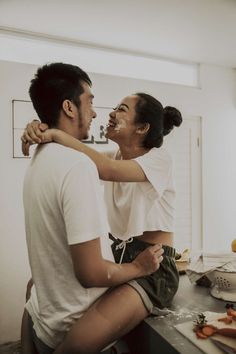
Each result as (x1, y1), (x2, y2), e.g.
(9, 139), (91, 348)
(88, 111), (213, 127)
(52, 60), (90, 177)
(77, 82), (96, 140)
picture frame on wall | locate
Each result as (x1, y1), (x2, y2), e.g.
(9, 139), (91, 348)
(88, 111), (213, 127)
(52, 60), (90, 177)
(12, 99), (114, 158)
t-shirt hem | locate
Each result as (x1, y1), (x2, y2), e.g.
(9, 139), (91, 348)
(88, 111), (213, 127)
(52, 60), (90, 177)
(25, 302), (56, 349)
(68, 232), (108, 245)
(112, 226), (174, 240)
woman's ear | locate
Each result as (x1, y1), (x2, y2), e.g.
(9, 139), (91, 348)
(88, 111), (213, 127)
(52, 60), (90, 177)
(62, 99), (76, 119)
(136, 122), (150, 135)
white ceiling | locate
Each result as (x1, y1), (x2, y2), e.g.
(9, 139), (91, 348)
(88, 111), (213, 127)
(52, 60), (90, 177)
(1, 0), (236, 68)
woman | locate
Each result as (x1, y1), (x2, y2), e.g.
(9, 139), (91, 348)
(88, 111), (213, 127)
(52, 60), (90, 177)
(22, 92), (182, 353)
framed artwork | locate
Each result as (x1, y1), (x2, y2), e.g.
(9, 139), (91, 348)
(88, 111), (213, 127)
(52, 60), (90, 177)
(12, 100), (114, 158)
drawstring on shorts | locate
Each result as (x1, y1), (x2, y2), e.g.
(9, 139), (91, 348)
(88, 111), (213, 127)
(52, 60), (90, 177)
(115, 238), (133, 263)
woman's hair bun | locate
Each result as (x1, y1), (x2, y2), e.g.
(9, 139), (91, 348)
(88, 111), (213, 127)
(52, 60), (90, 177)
(163, 106), (182, 136)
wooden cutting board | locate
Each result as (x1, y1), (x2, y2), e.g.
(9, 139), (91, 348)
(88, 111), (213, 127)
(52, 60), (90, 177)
(175, 312), (236, 354)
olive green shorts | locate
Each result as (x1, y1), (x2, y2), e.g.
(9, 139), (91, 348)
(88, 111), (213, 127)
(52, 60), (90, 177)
(110, 235), (179, 314)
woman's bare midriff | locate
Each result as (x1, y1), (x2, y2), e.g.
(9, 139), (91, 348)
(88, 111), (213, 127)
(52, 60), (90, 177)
(136, 230), (173, 247)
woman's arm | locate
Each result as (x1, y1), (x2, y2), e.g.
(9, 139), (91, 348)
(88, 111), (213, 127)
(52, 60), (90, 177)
(21, 121), (147, 182)
(53, 130), (146, 182)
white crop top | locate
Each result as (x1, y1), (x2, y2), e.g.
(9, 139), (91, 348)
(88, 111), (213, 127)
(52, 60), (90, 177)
(104, 147), (175, 240)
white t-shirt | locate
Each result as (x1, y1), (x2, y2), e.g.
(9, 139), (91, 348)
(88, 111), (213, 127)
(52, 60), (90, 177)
(23, 143), (113, 348)
(104, 147), (175, 240)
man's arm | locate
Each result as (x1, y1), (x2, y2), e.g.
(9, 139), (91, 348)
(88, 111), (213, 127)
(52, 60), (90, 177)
(61, 157), (162, 287)
(70, 238), (163, 288)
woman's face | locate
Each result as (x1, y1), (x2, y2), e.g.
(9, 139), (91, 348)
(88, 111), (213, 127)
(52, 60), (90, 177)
(106, 95), (139, 142)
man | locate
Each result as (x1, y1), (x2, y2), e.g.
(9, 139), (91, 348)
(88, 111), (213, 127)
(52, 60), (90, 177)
(22, 63), (163, 354)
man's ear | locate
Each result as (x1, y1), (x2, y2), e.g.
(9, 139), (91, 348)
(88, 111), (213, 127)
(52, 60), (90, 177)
(62, 99), (76, 118)
(136, 122), (150, 135)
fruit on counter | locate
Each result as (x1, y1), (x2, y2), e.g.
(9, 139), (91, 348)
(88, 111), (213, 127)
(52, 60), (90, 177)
(216, 328), (236, 338)
(231, 239), (236, 252)
(193, 305), (236, 340)
(226, 303), (236, 319)
(218, 316), (233, 324)
(201, 325), (217, 337)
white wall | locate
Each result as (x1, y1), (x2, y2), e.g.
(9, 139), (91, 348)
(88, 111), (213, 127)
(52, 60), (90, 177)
(0, 60), (236, 343)
(0, 62), (36, 343)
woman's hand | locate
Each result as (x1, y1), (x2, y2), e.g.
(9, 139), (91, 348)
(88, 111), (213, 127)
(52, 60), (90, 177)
(21, 120), (56, 156)
(133, 244), (164, 276)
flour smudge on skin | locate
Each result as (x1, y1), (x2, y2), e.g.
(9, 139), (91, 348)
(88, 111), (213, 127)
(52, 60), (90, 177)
(114, 119), (127, 133)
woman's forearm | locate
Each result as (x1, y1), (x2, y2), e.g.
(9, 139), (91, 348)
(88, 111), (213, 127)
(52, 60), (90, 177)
(52, 130), (146, 182)
(53, 130), (113, 180)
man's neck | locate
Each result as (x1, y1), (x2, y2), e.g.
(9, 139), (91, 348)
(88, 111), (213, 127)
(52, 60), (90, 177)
(57, 119), (80, 140)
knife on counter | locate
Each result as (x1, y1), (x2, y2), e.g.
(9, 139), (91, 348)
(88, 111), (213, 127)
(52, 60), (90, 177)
(211, 338), (236, 354)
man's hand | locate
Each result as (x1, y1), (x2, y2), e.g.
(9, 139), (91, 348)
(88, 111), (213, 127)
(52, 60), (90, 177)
(21, 120), (52, 156)
(132, 244), (164, 276)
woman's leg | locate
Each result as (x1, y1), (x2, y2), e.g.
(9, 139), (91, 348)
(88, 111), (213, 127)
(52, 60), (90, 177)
(53, 284), (149, 354)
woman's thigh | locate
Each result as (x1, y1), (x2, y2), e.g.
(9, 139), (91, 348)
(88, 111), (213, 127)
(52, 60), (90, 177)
(54, 284), (149, 354)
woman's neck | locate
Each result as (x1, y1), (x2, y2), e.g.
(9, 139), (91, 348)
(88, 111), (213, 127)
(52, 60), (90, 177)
(119, 145), (150, 159)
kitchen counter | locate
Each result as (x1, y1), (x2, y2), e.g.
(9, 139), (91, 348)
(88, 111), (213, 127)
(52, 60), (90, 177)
(130, 274), (233, 354)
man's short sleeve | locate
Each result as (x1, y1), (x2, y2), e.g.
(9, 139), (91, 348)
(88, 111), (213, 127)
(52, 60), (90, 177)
(60, 158), (108, 245)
